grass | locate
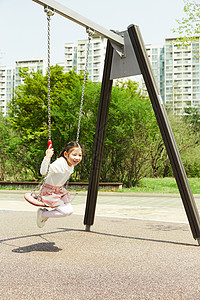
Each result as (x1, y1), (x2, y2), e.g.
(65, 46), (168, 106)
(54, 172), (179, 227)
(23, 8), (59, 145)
(120, 177), (200, 194)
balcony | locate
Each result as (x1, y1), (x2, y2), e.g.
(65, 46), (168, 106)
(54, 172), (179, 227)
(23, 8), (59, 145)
(93, 57), (101, 62)
(78, 59), (86, 63)
(193, 93), (200, 100)
(174, 88), (182, 93)
(183, 59), (191, 64)
(174, 74), (182, 79)
(93, 43), (100, 48)
(193, 87), (200, 92)
(174, 53), (182, 58)
(182, 73), (191, 78)
(183, 95), (192, 100)
(183, 88), (191, 93)
(174, 60), (182, 65)
(193, 101), (200, 105)
(183, 51), (191, 57)
(193, 80), (200, 85)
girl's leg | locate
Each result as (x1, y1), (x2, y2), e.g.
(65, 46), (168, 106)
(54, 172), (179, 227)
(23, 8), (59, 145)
(42, 203), (73, 218)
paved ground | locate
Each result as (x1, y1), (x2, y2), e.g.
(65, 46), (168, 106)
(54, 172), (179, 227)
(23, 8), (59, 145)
(1, 190), (200, 299)
(1, 190), (200, 223)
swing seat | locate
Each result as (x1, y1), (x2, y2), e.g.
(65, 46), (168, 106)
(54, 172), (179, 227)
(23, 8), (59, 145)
(24, 193), (47, 207)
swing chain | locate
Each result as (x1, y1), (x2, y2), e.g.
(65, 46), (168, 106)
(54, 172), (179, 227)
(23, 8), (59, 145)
(37, 7), (55, 197)
(76, 28), (94, 143)
(31, 8), (54, 201)
(45, 7), (54, 141)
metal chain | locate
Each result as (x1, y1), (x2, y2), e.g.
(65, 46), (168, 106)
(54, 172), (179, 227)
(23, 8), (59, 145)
(76, 28), (94, 143)
(45, 7), (54, 141)
(31, 7), (54, 200)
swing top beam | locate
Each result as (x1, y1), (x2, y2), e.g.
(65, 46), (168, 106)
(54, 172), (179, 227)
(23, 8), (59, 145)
(32, 0), (124, 47)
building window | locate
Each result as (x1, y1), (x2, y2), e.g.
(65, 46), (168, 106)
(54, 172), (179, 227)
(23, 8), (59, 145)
(166, 59), (173, 65)
(193, 72), (199, 78)
(183, 72), (191, 78)
(193, 93), (200, 99)
(193, 57), (199, 63)
(166, 52), (173, 58)
(193, 79), (200, 85)
(152, 55), (158, 60)
(166, 94), (173, 100)
(183, 58), (191, 64)
(166, 45), (173, 50)
(166, 73), (173, 79)
(166, 80), (173, 86)
(192, 43), (199, 48)
(94, 43), (100, 48)
(174, 80), (182, 85)
(183, 94), (191, 99)
(152, 62), (158, 67)
(183, 80), (191, 85)
(166, 66), (173, 71)
(193, 86), (200, 92)
(193, 65), (199, 70)
(166, 87), (173, 93)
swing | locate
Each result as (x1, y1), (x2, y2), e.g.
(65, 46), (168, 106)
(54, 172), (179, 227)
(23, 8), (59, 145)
(24, 7), (93, 207)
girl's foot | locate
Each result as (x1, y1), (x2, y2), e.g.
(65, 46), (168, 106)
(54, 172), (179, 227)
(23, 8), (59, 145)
(37, 208), (48, 228)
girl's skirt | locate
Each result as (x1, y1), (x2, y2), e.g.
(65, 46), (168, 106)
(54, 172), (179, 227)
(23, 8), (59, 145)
(40, 183), (71, 208)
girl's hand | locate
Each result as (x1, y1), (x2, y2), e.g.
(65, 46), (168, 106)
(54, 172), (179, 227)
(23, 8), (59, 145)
(45, 146), (54, 158)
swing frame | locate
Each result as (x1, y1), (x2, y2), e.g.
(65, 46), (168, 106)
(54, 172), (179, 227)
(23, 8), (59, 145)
(31, 0), (200, 244)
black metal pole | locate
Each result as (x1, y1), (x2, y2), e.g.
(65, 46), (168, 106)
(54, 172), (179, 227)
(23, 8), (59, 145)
(128, 24), (200, 243)
(84, 40), (114, 230)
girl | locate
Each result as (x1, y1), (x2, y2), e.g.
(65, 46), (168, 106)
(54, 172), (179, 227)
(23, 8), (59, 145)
(37, 141), (83, 228)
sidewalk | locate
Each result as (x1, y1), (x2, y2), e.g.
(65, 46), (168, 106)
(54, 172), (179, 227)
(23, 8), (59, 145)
(1, 190), (200, 223)
(1, 190), (200, 299)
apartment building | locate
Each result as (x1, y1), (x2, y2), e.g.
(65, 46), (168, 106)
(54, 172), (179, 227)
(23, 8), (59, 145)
(65, 37), (166, 98)
(15, 58), (45, 87)
(0, 59), (45, 116)
(0, 66), (14, 115)
(165, 37), (200, 114)
(146, 44), (165, 102)
(1, 37), (200, 117)
(65, 35), (200, 115)
(65, 35), (107, 82)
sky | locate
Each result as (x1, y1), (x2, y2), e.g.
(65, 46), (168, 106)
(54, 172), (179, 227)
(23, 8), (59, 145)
(0, 0), (185, 67)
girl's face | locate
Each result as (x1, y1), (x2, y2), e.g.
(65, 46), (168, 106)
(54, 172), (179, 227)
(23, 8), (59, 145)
(64, 147), (82, 166)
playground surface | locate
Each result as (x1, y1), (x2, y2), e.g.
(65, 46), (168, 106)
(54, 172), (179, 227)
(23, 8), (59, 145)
(1, 190), (200, 299)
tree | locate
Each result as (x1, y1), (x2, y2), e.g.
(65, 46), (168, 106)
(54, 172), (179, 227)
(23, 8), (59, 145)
(9, 70), (162, 186)
(156, 111), (200, 177)
(0, 113), (26, 181)
(9, 63), (200, 186)
(183, 106), (200, 135)
(172, 0), (200, 47)
(8, 66), (85, 179)
(101, 80), (161, 186)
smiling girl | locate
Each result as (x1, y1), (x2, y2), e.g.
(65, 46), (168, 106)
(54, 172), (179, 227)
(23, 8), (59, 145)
(37, 141), (82, 228)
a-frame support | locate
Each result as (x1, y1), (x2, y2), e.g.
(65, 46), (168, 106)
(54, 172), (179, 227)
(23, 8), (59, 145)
(84, 40), (113, 230)
(84, 24), (200, 244)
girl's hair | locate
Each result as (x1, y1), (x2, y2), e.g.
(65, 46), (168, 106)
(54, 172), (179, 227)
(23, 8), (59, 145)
(58, 141), (82, 158)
